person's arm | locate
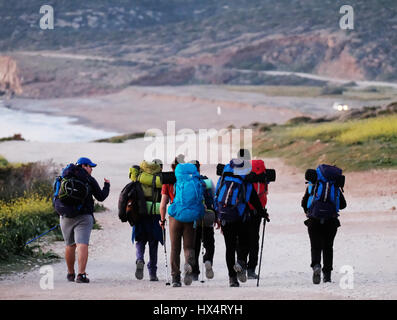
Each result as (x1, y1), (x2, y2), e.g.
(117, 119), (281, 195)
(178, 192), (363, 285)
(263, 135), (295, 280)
(249, 188), (269, 221)
(159, 192), (169, 229)
(339, 191), (347, 210)
(90, 177), (110, 202)
(301, 187), (310, 214)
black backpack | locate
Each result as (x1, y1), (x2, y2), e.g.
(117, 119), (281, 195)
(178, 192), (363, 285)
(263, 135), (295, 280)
(118, 181), (148, 227)
(53, 164), (90, 217)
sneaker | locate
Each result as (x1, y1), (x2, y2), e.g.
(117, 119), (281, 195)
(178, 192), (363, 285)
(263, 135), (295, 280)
(135, 260), (144, 280)
(66, 273), (75, 282)
(149, 274), (159, 282)
(233, 262), (247, 283)
(76, 273), (90, 283)
(183, 263), (193, 286)
(247, 268), (258, 280)
(323, 271), (332, 283)
(204, 261), (214, 279)
(312, 264), (321, 285)
(229, 276), (239, 287)
(172, 275), (182, 287)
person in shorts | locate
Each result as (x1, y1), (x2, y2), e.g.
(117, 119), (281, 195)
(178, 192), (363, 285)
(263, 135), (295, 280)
(56, 157), (110, 283)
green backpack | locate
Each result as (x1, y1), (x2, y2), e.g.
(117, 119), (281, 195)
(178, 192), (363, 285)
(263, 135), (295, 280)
(129, 160), (162, 214)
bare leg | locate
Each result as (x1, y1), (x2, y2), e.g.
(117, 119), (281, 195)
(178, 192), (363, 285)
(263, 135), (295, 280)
(65, 244), (76, 274)
(76, 244), (89, 274)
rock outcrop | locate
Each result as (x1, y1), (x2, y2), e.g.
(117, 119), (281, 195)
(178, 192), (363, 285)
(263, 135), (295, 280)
(0, 56), (22, 96)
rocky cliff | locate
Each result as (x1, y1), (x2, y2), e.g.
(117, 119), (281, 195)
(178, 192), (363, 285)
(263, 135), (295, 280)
(0, 56), (22, 96)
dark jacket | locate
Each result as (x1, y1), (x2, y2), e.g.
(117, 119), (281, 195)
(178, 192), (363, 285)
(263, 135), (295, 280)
(55, 166), (109, 217)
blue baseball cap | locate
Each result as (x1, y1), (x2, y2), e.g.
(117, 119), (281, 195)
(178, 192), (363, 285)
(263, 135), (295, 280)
(76, 157), (97, 167)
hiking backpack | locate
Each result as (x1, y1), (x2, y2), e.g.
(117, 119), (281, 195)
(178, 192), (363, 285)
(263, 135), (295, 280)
(129, 161), (162, 215)
(53, 163), (90, 216)
(198, 175), (216, 227)
(168, 163), (205, 223)
(214, 160), (253, 224)
(306, 164), (344, 221)
(248, 159), (268, 210)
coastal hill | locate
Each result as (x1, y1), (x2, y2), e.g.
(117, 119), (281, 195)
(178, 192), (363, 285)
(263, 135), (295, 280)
(0, 0), (396, 98)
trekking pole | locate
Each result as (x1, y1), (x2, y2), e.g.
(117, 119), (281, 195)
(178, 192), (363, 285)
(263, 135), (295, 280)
(256, 214), (269, 287)
(200, 218), (205, 283)
(25, 224), (60, 246)
(162, 226), (171, 286)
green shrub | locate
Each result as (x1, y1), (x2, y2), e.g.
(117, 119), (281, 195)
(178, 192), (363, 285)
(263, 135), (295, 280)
(0, 195), (59, 261)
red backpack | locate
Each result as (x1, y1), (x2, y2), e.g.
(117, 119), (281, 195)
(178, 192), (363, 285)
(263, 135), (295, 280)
(248, 159), (268, 210)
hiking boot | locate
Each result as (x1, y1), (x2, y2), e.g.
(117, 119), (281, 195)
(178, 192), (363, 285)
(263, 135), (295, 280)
(172, 275), (182, 287)
(135, 260), (144, 280)
(312, 264), (321, 285)
(229, 276), (240, 287)
(323, 271), (332, 283)
(233, 262), (247, 283)
(204, 261), (214, 279)
(66, 272), (75, 282)
(247, 268), (258, 280)
(76, 273), (90, 283)
(183, 263), (193, 286)
(149, 274), (159, 282)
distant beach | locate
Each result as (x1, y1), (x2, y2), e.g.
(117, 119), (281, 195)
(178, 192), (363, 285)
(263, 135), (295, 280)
(0, 100), (121, 142)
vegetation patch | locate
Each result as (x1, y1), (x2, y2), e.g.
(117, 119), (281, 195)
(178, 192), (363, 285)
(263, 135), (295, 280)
(94, 132), (146, 143)
(253, 112), (397, 171)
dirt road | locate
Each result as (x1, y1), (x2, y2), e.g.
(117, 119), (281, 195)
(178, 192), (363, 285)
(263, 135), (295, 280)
(0, 136), (396, 300)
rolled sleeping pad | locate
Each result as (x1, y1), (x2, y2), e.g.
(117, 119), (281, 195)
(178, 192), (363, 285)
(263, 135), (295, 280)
(216, 163), (225, 176)
(265, 169), (276, 182)
(160, 171), (176, 185)
(216, 163), (276, 182)
(305, 168), (345, 188)
(305, 169), (317, 184)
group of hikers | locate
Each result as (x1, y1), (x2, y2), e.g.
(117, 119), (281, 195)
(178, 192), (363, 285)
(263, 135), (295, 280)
(53, 149), (346, 287)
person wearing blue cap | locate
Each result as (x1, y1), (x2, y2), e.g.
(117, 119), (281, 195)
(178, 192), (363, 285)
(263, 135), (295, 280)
(57, 157), (110, 283)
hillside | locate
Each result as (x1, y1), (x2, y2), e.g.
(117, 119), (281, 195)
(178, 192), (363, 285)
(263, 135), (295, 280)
(0, 0), (396, 98)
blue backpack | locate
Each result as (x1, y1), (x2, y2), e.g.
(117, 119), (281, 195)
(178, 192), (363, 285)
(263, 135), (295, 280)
(168, 163), (205, 223)
(214, 160), (253, 224)
(307, 164), (343, 221)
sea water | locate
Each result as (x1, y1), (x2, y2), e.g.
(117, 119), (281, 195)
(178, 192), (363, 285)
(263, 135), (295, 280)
(0, 101), (120, 142)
